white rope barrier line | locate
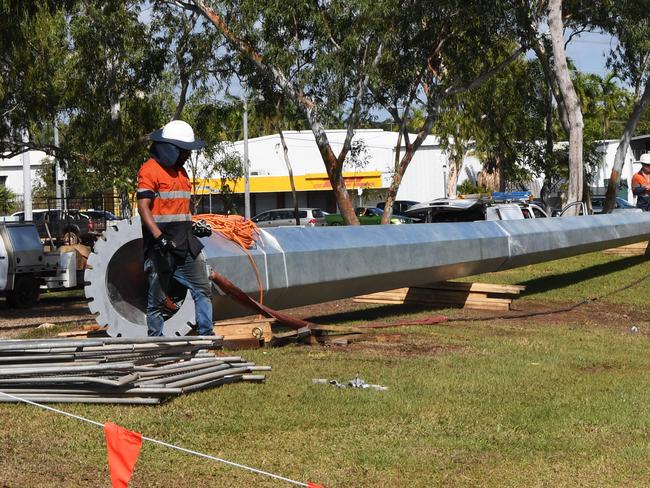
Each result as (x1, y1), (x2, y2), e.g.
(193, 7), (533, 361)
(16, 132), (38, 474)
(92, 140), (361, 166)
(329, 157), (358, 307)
(0, 390), (309, 487)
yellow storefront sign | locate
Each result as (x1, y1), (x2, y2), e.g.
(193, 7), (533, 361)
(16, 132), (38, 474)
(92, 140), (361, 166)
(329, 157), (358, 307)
(191, 171), (383, 194)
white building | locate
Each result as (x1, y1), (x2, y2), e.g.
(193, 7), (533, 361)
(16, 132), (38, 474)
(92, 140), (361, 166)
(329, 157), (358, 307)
(0, 150), (47, 196)
(194, 128), (650, 215)
(196, 129), (473, 215)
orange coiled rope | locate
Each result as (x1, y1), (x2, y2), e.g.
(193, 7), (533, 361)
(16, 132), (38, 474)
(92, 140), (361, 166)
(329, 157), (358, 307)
(192, 214), (264, 304)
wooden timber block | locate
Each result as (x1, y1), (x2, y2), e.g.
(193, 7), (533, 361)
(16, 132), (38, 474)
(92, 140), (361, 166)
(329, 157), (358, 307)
(603, 241), (650, 256)
(213, 318), (274, 343)
(353, 280), (521, 311)
(419, 281), (526, 294)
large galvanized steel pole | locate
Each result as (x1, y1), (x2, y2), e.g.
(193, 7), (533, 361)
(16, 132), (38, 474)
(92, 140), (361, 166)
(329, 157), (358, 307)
(86, 213), (650, 337)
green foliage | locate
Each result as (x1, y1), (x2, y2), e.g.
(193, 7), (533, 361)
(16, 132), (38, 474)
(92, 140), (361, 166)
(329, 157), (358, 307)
(0, 184), (16, 214)
(457, 179), (489, 196)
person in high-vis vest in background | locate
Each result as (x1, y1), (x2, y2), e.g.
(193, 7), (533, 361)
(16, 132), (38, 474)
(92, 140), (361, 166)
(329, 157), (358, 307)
(137, 120), (214, 336)
(632, 153), (650, 211)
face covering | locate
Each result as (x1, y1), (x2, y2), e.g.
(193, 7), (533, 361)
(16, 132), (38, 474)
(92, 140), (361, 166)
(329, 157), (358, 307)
(150, 142), (181, 168)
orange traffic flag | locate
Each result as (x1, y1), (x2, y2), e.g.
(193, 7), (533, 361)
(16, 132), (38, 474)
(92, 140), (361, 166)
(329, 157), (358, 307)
(104, 422), (143, 488)
(307, 483), (325, 488)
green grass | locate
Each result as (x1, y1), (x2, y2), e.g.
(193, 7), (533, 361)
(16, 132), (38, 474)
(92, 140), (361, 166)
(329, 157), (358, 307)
(1, 252), (650, 487)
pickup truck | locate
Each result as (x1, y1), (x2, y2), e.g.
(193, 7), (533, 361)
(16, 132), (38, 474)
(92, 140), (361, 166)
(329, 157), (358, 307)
(11, 209), (98, 245)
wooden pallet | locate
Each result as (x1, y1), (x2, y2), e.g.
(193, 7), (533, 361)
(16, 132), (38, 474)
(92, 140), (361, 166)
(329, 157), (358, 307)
(602, 241), (650, 256)
(354, 281), (525, 311)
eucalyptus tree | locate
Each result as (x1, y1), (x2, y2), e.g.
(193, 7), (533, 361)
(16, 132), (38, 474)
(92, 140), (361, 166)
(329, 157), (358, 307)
(368, 1), (522, 223)
(0, 1), (71, 156)
(602, 1), (650, 213)
(547, 0), (584, 212)
(168, 0), (394, 224)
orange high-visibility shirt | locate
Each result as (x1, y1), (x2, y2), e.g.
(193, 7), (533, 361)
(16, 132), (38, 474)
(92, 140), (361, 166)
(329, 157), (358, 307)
(632, 171), (650, 195)
(137, 158), (201, 256)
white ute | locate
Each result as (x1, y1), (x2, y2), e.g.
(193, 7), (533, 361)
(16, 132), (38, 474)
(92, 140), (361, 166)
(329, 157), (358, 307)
(0, 222), (80, 308)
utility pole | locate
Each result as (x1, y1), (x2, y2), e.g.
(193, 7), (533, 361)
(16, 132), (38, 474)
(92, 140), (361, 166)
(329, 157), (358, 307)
(243, 95), (251, 219)
(21, 129), (32, 221)
(54, 122), (62, 209)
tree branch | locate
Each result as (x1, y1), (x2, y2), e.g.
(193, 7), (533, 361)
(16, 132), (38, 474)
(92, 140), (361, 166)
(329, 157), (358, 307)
(338, 42), (383, 164)
(445, 46), (524, 97)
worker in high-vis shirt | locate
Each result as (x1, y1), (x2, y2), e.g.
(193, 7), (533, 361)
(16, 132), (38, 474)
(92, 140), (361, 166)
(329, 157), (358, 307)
(632, 153), (650, 211)
(136, 120), (213, 336)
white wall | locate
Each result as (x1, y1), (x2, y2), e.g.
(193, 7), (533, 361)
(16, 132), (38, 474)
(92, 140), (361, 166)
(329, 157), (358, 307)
(227, 129), (448, 205)
(397, 146), (447, 201)
(0, 151), (47, 195)
(593, 141), (636, 202)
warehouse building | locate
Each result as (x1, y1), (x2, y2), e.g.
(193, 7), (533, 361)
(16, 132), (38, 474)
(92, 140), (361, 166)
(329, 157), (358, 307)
(192, 129), (469, 215)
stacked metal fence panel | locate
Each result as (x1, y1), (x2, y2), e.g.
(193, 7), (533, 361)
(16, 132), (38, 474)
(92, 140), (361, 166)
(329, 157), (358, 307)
(0, 336), (269, 405)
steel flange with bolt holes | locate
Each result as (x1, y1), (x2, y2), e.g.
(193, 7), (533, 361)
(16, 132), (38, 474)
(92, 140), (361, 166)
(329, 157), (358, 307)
(84, 216), (195, 338)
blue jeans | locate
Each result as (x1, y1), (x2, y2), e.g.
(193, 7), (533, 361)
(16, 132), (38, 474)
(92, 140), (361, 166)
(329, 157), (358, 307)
(145, 251), (213, 336)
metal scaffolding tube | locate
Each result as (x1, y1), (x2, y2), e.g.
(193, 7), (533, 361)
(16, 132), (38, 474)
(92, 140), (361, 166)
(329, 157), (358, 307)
(0, 361), (135, 376)
(139, 363), (232, 385)
(166, 366), (251, 388)
(0, 395), (161, 405)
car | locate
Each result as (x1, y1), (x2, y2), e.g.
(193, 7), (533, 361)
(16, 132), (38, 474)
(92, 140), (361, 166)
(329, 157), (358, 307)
(325, 206), (415, 225)
(404, 199), (486, 223)
(376, 200), (419, 215)
(81, 209), (120, 232)
(11, 209), (96, 245)
(251, 208), (327, 227)
(404, 197), (549, 223)
(553, 196), (642, 216)
(590, 196), (641, 214)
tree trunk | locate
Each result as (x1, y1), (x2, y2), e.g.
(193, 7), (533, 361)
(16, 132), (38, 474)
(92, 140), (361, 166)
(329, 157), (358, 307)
(312, 126), (358, 225)
(278, 127), (300, 225)
(446, 158), (463, 199)
(446, 154), (461, 199)
(548, 0), (584, 214)
(498, 154), (506, 192)
(174, 77), (189, 120)
(381, 147), (415, 224)
(603, 82), (650, 213)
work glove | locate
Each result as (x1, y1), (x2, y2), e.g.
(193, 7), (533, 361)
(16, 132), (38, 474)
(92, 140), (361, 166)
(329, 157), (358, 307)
(192, 220), (212, 238)
(155, 233), (178, 255)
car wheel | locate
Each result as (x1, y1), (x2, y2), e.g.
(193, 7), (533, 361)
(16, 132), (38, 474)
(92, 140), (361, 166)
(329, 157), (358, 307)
(62, 231), (80, 245)
(8, 275), (41, 308)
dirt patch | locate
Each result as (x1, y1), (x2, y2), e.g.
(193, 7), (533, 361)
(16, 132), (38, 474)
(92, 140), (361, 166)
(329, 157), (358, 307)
(347, 339), (465, 357)
(577, 362), (617, 373)
(0, 294), (94, 337)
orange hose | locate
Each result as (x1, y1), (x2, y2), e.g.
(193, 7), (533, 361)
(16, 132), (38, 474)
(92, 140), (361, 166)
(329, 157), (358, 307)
(192, 214), (264, 304)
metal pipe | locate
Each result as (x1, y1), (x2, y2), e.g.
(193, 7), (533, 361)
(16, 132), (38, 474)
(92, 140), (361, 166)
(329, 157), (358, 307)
(0, 387), (182, 396)
(0, 395), (161, 405)
(0, 336), (222, 350)
(181, 375), (242, 394)
(86, 213), (650, 337)
(166, 366), (250, 388)
(0, 361), (135, 376)
(138, 363), (232, 385)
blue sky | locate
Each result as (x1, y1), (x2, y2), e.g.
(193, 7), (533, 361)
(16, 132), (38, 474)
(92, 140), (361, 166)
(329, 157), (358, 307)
(565, 31), (617, 76)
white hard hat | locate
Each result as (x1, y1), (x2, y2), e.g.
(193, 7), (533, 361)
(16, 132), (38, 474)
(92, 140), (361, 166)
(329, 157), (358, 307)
(148, 120), (205, 150)
(635, 153), (650, 166)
